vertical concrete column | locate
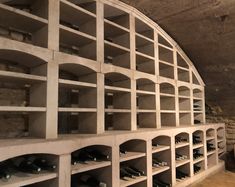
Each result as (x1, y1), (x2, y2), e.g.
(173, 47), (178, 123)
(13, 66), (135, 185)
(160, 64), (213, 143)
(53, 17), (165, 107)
(130, 13), (136, 70)
(146, 139), (152, 187)
(57, 154), (71, 187)
(46, 61), (59, 138)
(131, 79), (137, 130)
(48, 0), (60, 50)
(174, 48), (179, 126)
(97, 73), (105, 133)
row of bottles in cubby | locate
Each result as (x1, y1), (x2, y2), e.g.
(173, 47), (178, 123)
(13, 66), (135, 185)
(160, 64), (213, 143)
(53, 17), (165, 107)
(0, 125), (225, 187)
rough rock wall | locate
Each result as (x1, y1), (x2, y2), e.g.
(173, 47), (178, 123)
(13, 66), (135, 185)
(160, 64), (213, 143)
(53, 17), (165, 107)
(206, 102), (234, 152)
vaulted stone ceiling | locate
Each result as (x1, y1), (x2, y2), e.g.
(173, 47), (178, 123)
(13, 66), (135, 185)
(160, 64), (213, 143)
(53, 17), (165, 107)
(121, 0), (235, 117)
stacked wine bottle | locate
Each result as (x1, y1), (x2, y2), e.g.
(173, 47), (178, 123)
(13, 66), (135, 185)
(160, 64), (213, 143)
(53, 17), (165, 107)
(72, 148), (110, 165)
(193, 149), (203, 160)
(193, 135), (202, 145)
(0, 155), (56, 182)
(152, 176), (171, 187)
(207, 142), (215, 152)
(176, 169), (189, 182)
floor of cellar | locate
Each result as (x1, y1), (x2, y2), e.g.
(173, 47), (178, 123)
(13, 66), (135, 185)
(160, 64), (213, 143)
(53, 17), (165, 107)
(190, 170), (235, 187)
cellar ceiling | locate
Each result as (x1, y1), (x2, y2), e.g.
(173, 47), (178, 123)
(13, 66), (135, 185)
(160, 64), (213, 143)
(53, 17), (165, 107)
(121, 0), (235, 117)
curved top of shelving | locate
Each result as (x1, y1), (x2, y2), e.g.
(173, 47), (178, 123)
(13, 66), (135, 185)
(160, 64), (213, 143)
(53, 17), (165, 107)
(193, 129), (203, 133)
(0, 151), (59, 162)
(119, 138), (146, 146)
(102, 0), (205, 86)
(71, 144), (111, 153)
(152, 134), (171, 139)
(0, 49), (47, 67)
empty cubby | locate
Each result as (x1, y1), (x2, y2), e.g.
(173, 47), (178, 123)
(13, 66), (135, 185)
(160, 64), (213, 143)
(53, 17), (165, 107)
(179, 113), (191, 126)
(135, 18), (154, 40)
(193, 88), (203, 98)
(179, 98), (191, 111)
(136, 79), (156, 128)
(160, 96), (175, 110)
(160, 83), (175, 110)
(59, 63), (97, 108)
(135, 35), (154, 57)
(159, 63), (174, 79)
(136, 54), (155, 74)
(159, 46), (174, 64)
(104, 42), (130, 68)
(137, 112), (156, 128)
(160, 83), (175, 95)
(192, 72), (200, 85)
(105, 72), (131, 109)
(136, 78), (155, 92)
(67, 0), (96, 14)
(60, 0), (96, 37)
(177, 53), (189, 69)
(104, 22), (130, 49)
(104, 4), (129, 29)
(160, 83), (175, 111)
(206, 128), (215, 140)
(178, 68), (190, 83)
(160, 113), (176, 127)
(158, 34), (172, 49)
(105, 112), (131, 131)
(178, 86), (190, 97)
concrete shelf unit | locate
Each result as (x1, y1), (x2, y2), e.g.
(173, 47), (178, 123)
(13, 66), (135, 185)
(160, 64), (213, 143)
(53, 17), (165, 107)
(0, 0), (225, 187)
(0, 124), (225, 187)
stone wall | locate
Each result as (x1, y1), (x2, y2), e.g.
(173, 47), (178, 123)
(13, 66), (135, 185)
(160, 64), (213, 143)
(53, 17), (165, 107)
(206, 102), (234, 152)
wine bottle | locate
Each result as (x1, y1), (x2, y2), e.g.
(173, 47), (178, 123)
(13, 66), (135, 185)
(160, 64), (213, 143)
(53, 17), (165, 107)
(0, 166), (11, 180)
(152, 158), (167, 167)
(124, 167), (141, 176)
(19, 159), (41, 174)
(128, 166), (144, 176)
(80, 175), (107, 187)
(120, 148), (127, 155)
(33, 158), (56, 171)
(176, 169), (188, 180)
(89, 150), (109, 161)
(120, 168), (134, 179)
(152, 143), (159, 147)
(72, 150), (96, 164)
(153, 178), (171, 187)
(194, 165), (201, 173)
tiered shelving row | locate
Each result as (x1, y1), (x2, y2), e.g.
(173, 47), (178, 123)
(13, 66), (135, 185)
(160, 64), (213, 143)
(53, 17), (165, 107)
(0, 124), (225, 187)
(0, 0), (206, 138)
(0, 0), (225, 187)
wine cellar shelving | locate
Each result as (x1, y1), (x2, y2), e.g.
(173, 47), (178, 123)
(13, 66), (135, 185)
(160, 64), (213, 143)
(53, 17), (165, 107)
(0, 0), (225, 187)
